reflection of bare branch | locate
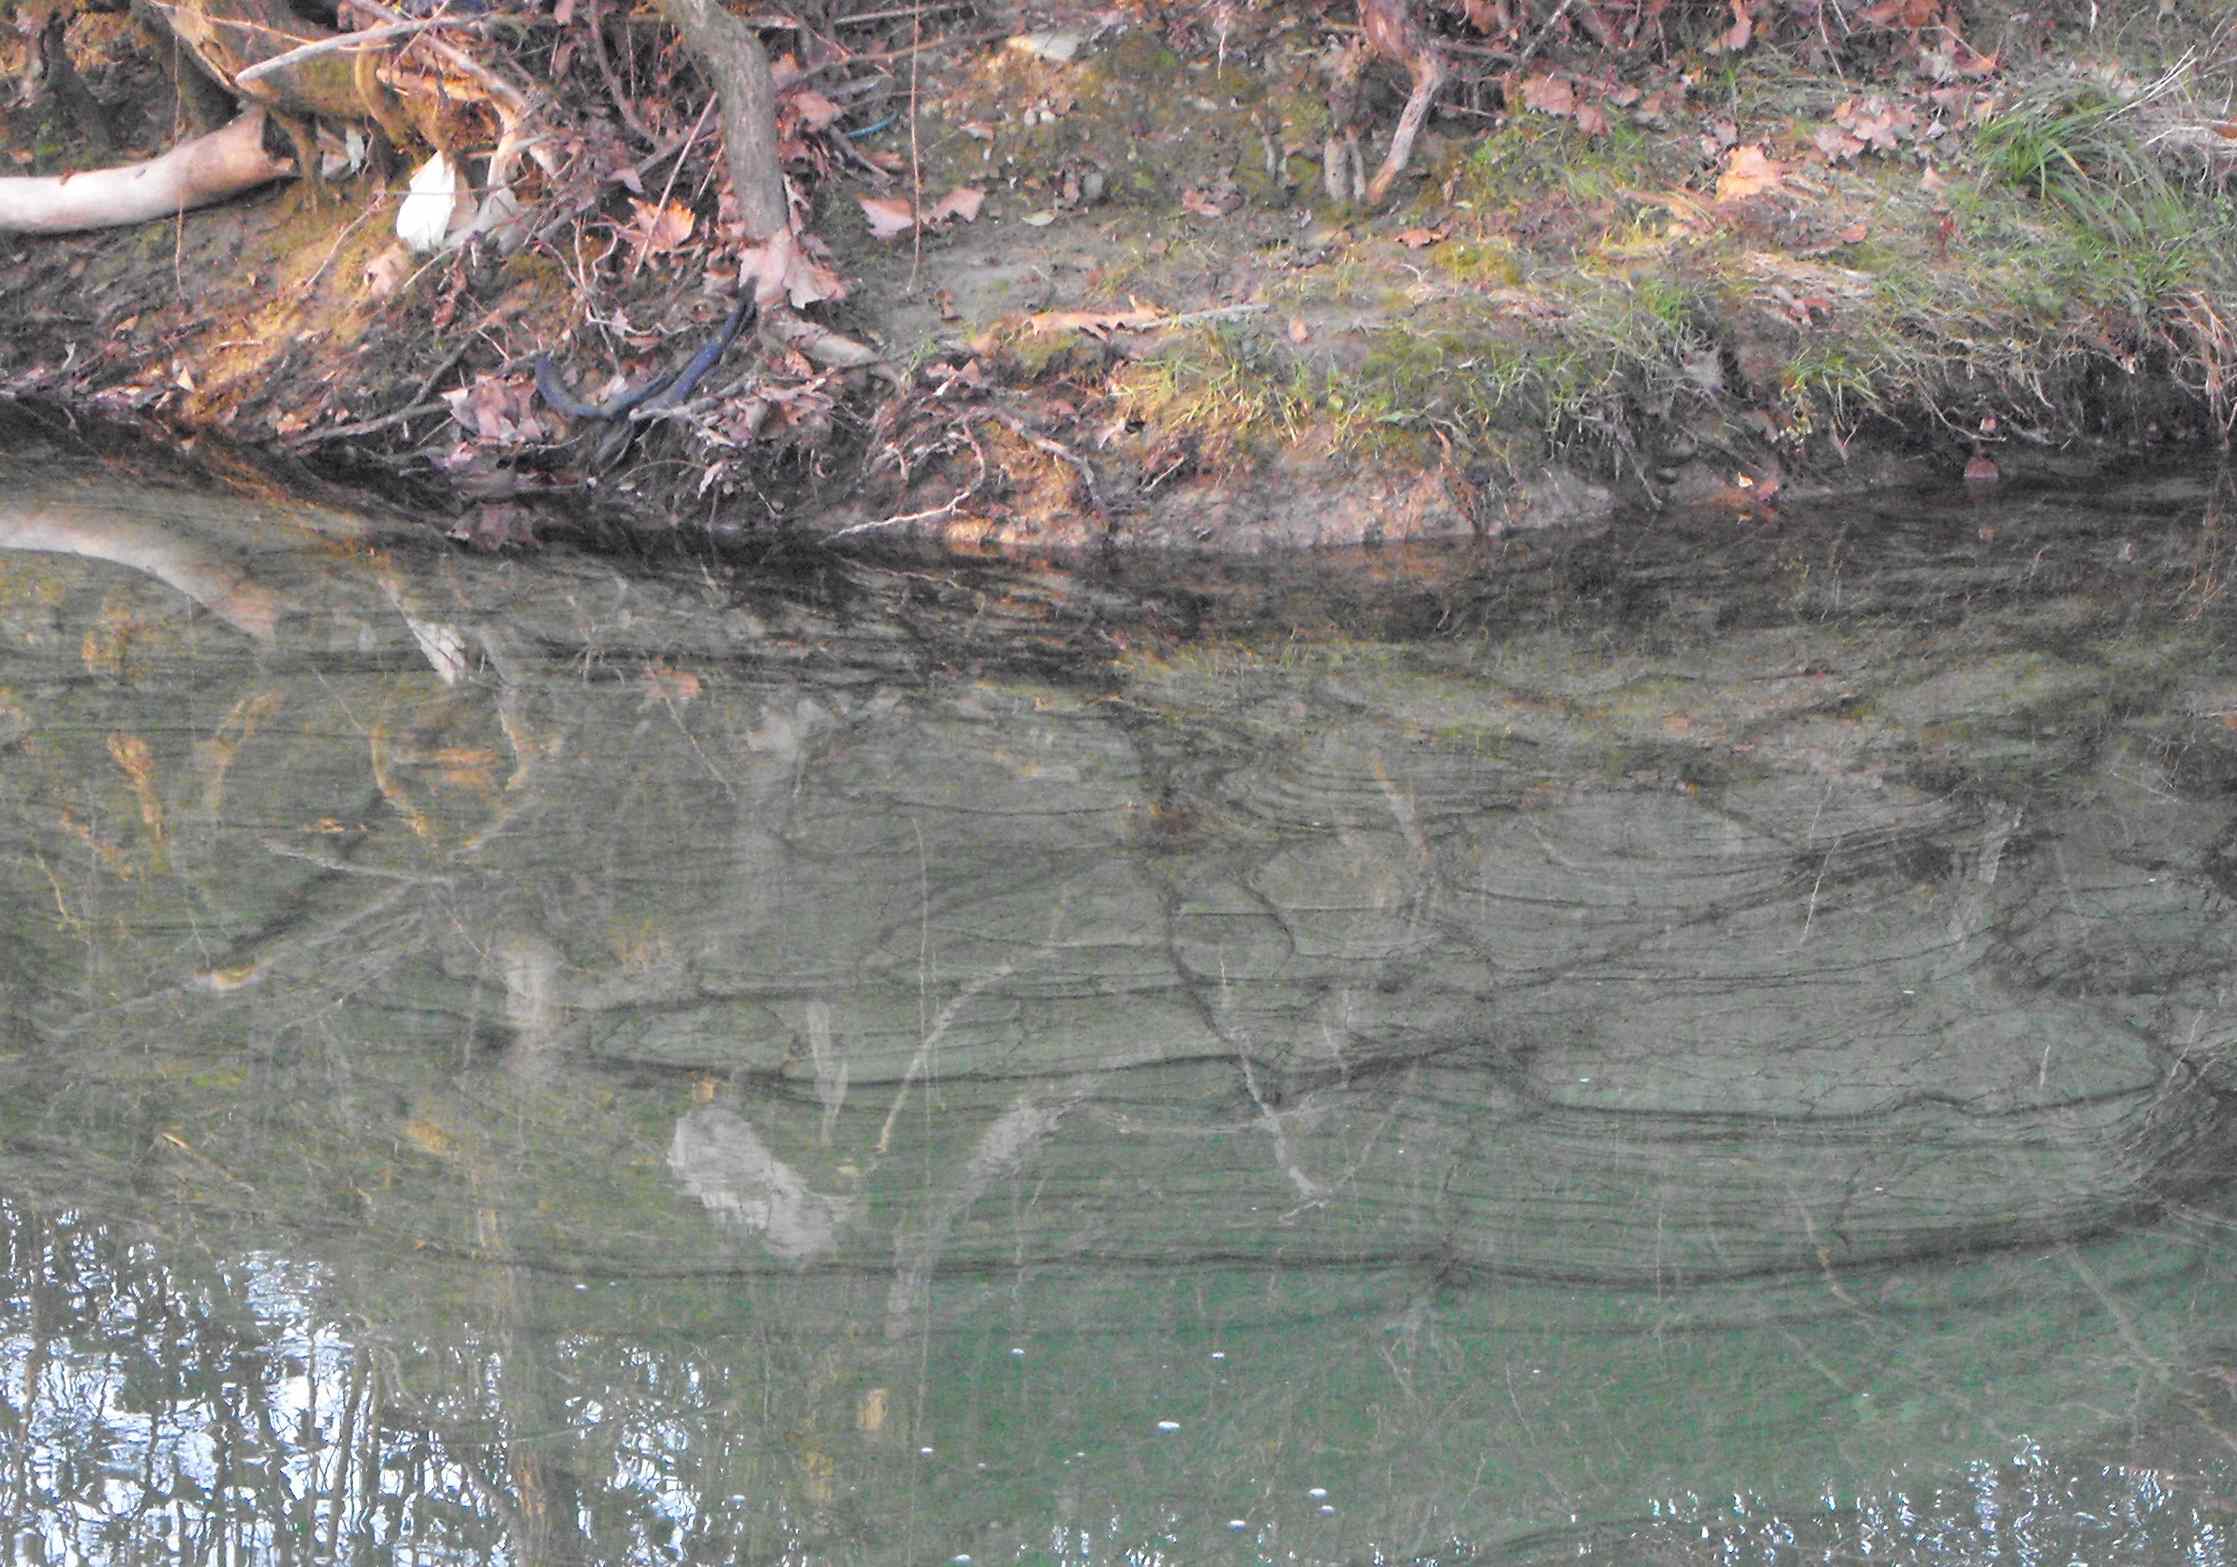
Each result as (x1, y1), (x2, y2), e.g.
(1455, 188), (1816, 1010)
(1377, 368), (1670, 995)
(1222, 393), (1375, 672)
(886, 1091), (1083, 1340)
(0, 496), (281, 640)
(807, 999), (848, 1148)
(498, 932), (567, 1064)
(188, 882), (420, 994)
(873, 962), (1017, 1155)
(258, 838), (452, 884)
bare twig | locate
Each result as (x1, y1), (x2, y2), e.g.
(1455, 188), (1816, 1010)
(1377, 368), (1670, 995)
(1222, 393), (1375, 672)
(586, 0), (660, 147)
(832, 423), (987, 536)
(286, 400), (450, 448)
(1156, 301), (1270, 329)
(344, 0), (531, 117)
(1511, 0), (1576, 75)
(907, 0), (923, 289)
(802, 25), (1009, 75)
(839, 0), (974, 23)
(988, 409), (1100, 514)
(234, 17), (480, 85)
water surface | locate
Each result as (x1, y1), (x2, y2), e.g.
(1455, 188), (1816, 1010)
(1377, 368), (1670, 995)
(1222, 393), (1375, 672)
(5, 421), (2237, 1564)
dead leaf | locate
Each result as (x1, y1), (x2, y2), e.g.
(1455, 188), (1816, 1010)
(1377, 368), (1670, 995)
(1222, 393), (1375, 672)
(787, 89), (845, 129)
(741, 228), (846, 309)
(1288, 316), (1311, 344)
(1716, 144), (1785, 202)
(1964, 451), (1999, 483)
(1394, 225), (1445, 248)
(859, 195), (917, 239)
(1834, 95), (1916, 153)
(1521, 73), (1574, 117)
(1026, 305), (1167, 337)
(626, 197), (695, 260)
(929, 186), (985, 223)
(1814, 126), (1866, 162)
(1858, 0), (1938, 25)
(1712, 0), (1751, 52)
(1636, 86), (1683, 122)
(363, 245), (413, 302)
(1180, 187), (1227, 218)
(443, 373), (550, 444)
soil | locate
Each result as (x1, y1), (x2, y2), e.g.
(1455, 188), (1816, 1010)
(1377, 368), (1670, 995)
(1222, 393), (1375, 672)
(0, 0), (2231, 552)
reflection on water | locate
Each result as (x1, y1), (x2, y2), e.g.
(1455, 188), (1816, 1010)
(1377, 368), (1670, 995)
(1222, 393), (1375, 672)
(4, 412), (2237, 1563)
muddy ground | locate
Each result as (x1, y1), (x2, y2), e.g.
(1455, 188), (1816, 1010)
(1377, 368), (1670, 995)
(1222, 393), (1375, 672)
(1, 0), (2232, 550)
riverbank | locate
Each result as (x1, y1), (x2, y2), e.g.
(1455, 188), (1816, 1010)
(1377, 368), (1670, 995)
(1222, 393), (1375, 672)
(1, 0), (2230, 548)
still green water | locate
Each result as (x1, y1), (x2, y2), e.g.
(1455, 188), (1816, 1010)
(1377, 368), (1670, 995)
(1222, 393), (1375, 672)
(4, 423), (2237, 1564)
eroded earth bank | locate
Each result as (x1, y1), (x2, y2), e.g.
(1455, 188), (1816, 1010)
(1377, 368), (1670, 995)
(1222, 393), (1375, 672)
(1, 0), (2232, 548)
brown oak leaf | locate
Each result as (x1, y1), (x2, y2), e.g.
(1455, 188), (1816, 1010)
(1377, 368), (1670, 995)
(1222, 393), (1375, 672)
(859, 195), (917, 240)
(1716, 144), (1785, 201)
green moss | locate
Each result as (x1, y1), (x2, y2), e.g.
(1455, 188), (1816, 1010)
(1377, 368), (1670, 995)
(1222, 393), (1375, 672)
(1008, 326), (1099, 378)
(1453, 117), (1673, 214)
(1266, 81), (1332, 149)
(1431, 239), (1524, 287)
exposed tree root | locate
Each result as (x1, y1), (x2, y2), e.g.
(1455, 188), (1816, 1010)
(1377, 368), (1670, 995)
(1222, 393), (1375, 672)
(1359, 0), (1448, 206)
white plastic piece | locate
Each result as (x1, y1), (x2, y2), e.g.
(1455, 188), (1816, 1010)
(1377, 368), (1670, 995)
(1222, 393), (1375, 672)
(396, 152), (462, 256)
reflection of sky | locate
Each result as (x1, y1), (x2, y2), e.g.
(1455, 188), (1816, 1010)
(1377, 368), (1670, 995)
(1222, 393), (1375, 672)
(0, 1204), (480, 1564)
(14, 1212), (2234, 1567)
(2, 1201), (808, 1565)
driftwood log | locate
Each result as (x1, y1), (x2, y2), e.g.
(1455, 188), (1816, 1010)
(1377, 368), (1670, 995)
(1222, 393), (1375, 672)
(0, 108), (291, 234)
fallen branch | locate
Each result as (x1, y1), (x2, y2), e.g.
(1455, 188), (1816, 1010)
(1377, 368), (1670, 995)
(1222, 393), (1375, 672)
(1022, 301), (1268, 336)
(0, 110), (293, 235)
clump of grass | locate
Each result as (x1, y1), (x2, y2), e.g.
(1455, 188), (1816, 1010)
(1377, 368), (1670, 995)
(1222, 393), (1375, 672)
(1954, 72), (2237, 433)
(1108, 323), (1313, 460)
(1973, 76), (2234, 308)
(1974, 82), (2137, 203)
